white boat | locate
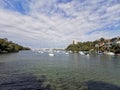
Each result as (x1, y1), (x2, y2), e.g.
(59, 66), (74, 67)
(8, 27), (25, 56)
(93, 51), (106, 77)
(65, 52), (69, 55)
(79, 51), (85, 55)
(49, 53), (55, 56)
(56, 51), (60, 53)
(86, 54), (90, 57)
(106, 52), (115, 55)
(40, 51), (44, 53)
(38, 51), (44, 53)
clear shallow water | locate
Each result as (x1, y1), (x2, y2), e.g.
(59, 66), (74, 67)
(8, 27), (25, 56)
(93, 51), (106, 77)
(0, 50), (120, 90)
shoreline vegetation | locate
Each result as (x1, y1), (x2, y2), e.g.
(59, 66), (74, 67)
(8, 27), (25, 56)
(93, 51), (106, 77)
(66, 37), (120, 55)
(0, 38), (30, 54)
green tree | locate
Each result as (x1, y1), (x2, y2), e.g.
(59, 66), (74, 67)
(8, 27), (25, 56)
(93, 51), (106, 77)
(0, 38), (30, 53)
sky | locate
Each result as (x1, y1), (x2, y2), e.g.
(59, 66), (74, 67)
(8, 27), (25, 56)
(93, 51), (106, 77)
(0, 0), (120, 48)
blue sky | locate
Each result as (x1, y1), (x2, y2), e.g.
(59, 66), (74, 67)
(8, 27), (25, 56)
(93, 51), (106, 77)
(0, 0), (120, 48)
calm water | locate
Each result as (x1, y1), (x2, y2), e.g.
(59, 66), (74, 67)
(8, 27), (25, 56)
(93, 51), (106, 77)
(0, 50), (120, 90)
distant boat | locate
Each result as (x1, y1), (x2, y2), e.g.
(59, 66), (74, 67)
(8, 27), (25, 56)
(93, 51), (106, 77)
(38, 51), (44, 53)
(65, 52), (69, 55)
(86, 54), (90, 57)
(106, 52), (115, 55)
(56, 51), (60, 53)
(97, 51), (103, 55)
(49, 53), (55, 56)
(79, 51), (85, 55)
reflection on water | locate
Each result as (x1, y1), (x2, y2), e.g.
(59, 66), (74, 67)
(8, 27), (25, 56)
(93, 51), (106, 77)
(0, 51), (120, 90)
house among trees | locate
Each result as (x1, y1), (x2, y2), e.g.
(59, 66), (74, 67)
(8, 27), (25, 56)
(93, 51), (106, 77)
(66, 37), (120, 54)
(73, 40), (78, 45)
(116, 40), (120, 44)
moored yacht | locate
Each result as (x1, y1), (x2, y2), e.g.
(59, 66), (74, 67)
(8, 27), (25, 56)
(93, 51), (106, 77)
(86, 54), (90, 57)
(49, 53), (55, 56)
(65, 52), (69, 55)
(106, 52), (115, 55)
(79, 51), (85, 55)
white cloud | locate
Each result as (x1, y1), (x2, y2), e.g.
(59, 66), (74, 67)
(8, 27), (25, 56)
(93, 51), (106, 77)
(0, 0), (120, 48)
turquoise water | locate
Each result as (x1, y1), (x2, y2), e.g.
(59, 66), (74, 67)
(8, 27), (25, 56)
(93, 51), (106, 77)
(0, 50), (120, 90)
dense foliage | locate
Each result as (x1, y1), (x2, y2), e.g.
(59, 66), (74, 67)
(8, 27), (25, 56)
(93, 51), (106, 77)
(66, 37), (120, 54)
(0, 38), (30, 53)
(66, 42), (95, 53)
(110, 44), (120, 54)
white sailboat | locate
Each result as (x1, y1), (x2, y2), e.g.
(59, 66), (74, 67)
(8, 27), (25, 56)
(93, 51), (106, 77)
(49, 53), (55, 56)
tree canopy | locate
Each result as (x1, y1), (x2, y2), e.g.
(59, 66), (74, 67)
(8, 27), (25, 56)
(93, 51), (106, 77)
(0, 38), (30, 53)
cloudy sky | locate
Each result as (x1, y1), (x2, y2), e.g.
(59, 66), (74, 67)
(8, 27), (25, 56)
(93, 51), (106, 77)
(0, 0), (120, 48)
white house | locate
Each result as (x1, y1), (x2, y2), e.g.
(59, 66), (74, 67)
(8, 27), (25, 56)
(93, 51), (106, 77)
(73, 40), (78, 45)
(116, 40), (120, 44)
